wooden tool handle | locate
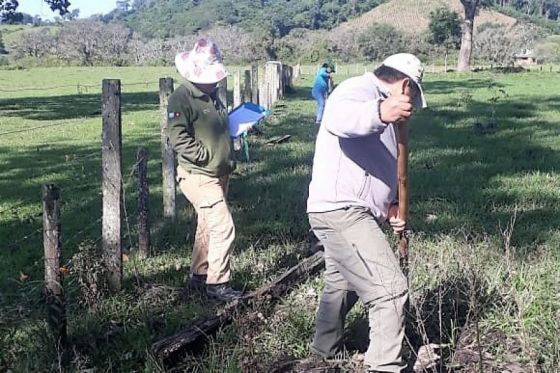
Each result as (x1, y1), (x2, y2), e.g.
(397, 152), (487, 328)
(397, 122), (409, 265)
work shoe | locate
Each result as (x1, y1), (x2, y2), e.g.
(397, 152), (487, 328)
(206, 283), (243, 302)
(185, 274), (207, 295)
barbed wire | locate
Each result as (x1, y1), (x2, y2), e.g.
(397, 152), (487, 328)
(0, 84), (93, 93)
(64, 217), (103, 248)
(0, 120), (94, 136)
(5, 227), (43, 250)
(1, 152), (143, 223)
(0, 80), (161, 94)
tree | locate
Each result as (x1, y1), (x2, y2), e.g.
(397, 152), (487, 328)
(0, 31), (6, 54)
(11, 29), (56, 58)
(62, 8), (79, 20)
(534, 35), (560, 62)
(116, 0), (130, 13)
(358, 24), (405, 61)
(427, 7), (462, 71)
(457, 0), (481, 71)
(0, 0), (70, 22)
(131, 0), (156, 10)
(56, 20), (132, 65)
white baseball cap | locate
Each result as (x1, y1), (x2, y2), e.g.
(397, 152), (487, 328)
(382, 53), (427, 108)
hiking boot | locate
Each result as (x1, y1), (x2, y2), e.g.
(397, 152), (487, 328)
(185, 274), (207, 295)
(206, 283), (243, 302)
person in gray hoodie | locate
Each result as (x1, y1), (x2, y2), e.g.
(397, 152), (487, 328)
(306, 53), (427, 373)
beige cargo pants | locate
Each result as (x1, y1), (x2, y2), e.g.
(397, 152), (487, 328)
(309, 206), (408, 372)
(177, 166), (235, 285)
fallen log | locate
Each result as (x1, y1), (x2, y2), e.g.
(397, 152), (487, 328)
(151, 250), (325, 364)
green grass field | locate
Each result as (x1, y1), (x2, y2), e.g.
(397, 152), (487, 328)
(1, 66), (559, 372)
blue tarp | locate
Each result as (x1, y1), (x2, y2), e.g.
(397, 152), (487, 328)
(228, 102), (269, 137)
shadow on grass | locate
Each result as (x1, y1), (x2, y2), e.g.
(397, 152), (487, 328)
(423, 78), (504, 95)
(410, 94), (560, 251)
(0, 91), (160, 121)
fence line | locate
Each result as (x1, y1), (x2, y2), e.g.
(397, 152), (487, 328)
(7, 62), (296, 281)
(2, 157), (144, 245)
(6, 227), (43, 250)
(64, 217), (103, 248)
(0, 121), (93, 136)
(0, 80), (159, 94)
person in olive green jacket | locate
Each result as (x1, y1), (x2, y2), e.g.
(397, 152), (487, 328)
(167, 38), (242, 302)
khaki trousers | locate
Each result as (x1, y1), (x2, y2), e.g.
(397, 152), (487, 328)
(309, 207), (408, 373)
(177, 166), (235, 285)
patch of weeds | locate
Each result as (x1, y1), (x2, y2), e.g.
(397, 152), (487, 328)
(68, 241), (108, 312)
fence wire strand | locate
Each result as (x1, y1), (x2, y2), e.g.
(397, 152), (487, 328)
(0, 81), (159, 94)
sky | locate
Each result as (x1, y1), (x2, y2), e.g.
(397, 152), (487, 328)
(18, 0), (117, 19)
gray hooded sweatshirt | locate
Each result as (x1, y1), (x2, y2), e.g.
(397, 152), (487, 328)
(307, 72), (398, 222)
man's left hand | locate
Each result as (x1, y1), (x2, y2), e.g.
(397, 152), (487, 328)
(388, 204), (406, 234)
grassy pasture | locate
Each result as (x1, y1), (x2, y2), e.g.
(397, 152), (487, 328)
(0, 66), (559, 372)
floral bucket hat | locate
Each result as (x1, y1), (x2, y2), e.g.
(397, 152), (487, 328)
(175, 38), (228, 84)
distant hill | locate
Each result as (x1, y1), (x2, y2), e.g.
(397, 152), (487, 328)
(334, 0), (517, 35)
(122, 0), (385, 39)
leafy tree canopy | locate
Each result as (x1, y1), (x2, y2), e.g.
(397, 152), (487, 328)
(427, 7), (462, 50)
(117, 0), (384, 39)
(1, 0), (70, 22)
(358, 23), (405, 61)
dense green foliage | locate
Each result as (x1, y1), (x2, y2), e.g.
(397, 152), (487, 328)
(357, 23), (404, 61)
(487, 0), (560, 20)
(535, 34), (560, 62)
(0, 0), (69, 22)
(0, 30), (5, 54)
(493, 3), (560, 33)
(121, 0), (384, 38)
(427, 7), (462, 51)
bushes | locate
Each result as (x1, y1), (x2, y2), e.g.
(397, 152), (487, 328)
(0, 18), (550, 67)
(534, 35), (560, 63)
(474, 22), (545, 65)
(358, 24), (405, 61)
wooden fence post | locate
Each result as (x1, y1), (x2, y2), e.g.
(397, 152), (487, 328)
(294, 63), (300, 80)
(159, 78), (176, 222)
(258, 79), (266, 109)
(43, 184), (66, 349)
(233, 70), (241, 108)
(251, 64), (259, 105)
(217, 77), (228, 111)
(282, 64), (293, 92)
(243, 70), (251, 103)
(102, 79), (123, 293)
(265, 62), (279, 108)
(263, 62), (276, 109)
(277, 63), (284, 99)
(137, 148), (150, 258)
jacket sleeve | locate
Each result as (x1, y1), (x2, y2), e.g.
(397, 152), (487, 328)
(324, 96), (387, 138)
(166, 95), (209, 165)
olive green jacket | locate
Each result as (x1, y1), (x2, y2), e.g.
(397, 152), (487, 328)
(167, 80), (234, 177)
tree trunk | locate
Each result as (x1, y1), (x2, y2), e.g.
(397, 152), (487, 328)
(445, 49), (448, 73)
(457, 1), (478, 72)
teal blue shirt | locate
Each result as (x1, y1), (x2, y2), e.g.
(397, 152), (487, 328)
(312, 67), (330, 93)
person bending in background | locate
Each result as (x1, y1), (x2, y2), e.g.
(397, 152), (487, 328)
(167, 38), (242, 302)
(311, 63), (334, 125)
